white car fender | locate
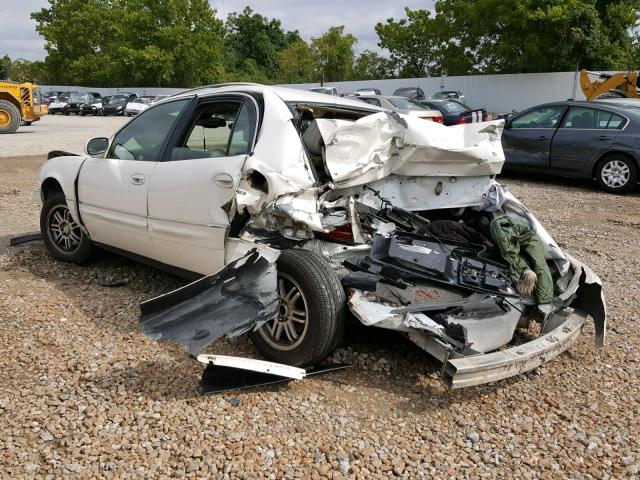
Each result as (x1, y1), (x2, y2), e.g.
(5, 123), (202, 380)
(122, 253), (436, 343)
(38, 155), (88, 224)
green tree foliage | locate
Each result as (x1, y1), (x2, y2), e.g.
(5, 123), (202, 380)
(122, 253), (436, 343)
(7, 59), (49, 83)
(376, 8), (442, 78)
(351, 50), (397, 80)
(434, 0), (640, 73)
(225, 6), (301, 82)
(32, 0), (226, 87)
(278, 40), (316, 83)
(0, 54), (10, 80)
(311, 26), (357, 82)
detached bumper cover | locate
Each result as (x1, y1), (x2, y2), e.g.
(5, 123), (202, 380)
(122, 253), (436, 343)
(444, 308), (587, 389)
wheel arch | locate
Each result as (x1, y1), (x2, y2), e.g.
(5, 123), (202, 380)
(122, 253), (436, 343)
(591, 150), (640, 178)
(0, 93), (21, 111)
(40, 177), (64, 200)
(592, 150), (639, 179)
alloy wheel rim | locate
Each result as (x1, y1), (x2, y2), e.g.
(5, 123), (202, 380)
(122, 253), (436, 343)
(258, 272), (309, 351)
(47, 205), (82, 254)
(601, 160), (630, 188)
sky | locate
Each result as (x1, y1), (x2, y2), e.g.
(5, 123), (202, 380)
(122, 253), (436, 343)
(1, 0), (435, 61)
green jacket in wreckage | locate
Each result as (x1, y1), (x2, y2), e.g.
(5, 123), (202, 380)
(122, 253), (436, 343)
(490, 215), (554, 304)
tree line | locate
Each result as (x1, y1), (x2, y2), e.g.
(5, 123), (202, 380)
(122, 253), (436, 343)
(2, 0), (639, 87)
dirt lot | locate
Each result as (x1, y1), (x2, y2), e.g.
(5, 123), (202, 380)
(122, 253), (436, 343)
(0, 120), (639, 478)
(0, 114), (127, 157)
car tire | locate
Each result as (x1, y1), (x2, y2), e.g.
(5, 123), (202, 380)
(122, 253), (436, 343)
(595, 155), (638, 194)
(250, 249), (346, 367)
(40, 192), (92, 263)
(0, 99), (21, 134)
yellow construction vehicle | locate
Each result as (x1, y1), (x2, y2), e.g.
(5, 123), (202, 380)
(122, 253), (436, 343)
(0, 81), (48, 134)
(580, 69), (639, 101)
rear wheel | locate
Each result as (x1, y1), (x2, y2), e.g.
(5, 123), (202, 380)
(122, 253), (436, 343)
(250, 249), (346, 366)
(40, 192), (92, 263)
(0, 99), (21, 134)
(596, 155), (638, 194)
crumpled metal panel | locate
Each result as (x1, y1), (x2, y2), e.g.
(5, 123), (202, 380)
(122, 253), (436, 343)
(139, 248), (279, 354)
(315, 113), (504, 188)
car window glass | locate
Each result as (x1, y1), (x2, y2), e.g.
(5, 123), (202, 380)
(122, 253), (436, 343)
(109, 99), (188, 161)
(606, 113), (625, 129)
(442, 101), (469, 113)
(511, 106), (564, 128)
(170, 101), (245, 161)
(388, 97), (425, 109)
(559, 106), (625, 130)
(228, 102), (255, 156)
(361, 98), (381, 107)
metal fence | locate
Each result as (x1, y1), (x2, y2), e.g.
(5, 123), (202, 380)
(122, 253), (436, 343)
(278, 71), (592, 113)
(41, 71), (616, 114)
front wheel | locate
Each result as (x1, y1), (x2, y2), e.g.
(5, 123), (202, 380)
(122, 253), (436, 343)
(40, 192), (92, 263)
(0, 99), (21, 134)
(596, 155), (638, 194)
(250, 249), (345, 366)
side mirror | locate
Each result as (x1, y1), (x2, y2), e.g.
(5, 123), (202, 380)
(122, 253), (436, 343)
(504, 118), (512, 129)
(86, 137), (109, 156)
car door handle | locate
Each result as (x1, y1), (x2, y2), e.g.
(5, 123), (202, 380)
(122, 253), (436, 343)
(537, 135), (548, 140)
(598, 135), (612, 141)
(129, 174), (145, 185)
(213, 172), (234, 188)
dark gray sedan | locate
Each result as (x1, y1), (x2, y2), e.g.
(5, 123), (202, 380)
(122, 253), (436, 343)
(502, 101), (639, 193)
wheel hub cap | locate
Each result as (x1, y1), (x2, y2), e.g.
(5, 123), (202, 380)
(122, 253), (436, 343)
(47, 205), (82, 253)
(0, 109), (10, 127)
(601, 160), (630, 188)
(259, 273), (309, 351)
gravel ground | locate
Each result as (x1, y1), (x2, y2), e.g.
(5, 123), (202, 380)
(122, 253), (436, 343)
(0, 132), (639, 478)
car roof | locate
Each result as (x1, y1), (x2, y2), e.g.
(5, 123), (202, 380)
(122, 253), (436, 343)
(172, 83), (383, 111)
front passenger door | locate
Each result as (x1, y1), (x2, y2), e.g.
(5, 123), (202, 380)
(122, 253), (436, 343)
(501, 105), (566, 171)
(147, 96), (259, 275)
(77, 99), (189, 257)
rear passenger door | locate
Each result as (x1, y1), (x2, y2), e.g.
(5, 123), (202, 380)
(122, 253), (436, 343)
(146, 94), (259, 275)
(550, 106), (625, 174)
(501, 105), (566, 170)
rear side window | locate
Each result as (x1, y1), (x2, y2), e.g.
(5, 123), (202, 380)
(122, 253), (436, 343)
(560, 106), (626, 130)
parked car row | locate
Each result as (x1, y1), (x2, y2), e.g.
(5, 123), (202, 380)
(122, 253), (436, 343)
(44, 91), (168, 116)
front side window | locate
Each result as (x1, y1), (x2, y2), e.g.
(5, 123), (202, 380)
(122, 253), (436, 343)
(560, 106), (626, 130)
(108, 99), (188, 161)
(511, 105), (565, 129)
(170, 100), (255, 161)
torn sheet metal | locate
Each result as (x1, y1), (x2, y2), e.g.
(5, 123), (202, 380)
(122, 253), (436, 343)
(329, 174), (496, 212)
(313, 113), (504, 188)
(199, 358), (351, 394)
(139, 248), (279, 354)
(197, 354), (307, 379)
(9, 233), (42, 246)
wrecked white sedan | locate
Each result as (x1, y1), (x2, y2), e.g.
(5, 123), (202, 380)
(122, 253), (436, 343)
(37, 83), (606, 388)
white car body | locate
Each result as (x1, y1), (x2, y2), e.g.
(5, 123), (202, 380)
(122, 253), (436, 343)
(124, 98), (151, 116)
(37, 83), (606, 388)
